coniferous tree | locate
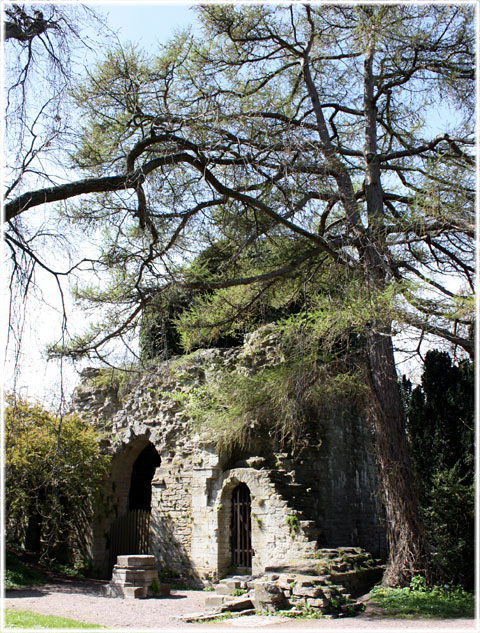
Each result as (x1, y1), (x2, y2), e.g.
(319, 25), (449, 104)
(4, 5), (475, 585)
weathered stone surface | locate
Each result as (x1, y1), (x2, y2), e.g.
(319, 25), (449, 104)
(216, 580), (241, 594)
(73, 325), (385, 582)
(220, 595), (254, 612)
(330, 566), (385, 594)
(106, 584), (147, 599)
(253, 581), (288, 610)
(149, 583), (170, 597)
(292, 585), (324, 598)
(116, 555), (156, 568)
(306, 598), (329, 608)
(112, 569), (158, 583)
(107, 555), (160, 600)
(205, 595), (226, 608)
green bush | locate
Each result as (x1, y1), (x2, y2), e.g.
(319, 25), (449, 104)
(403, 351), (474, 588)
(426, 466), (474, 588)
(5, 395), (110, 566)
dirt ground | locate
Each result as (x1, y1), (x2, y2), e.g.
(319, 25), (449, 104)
(4, 577), (477, 631)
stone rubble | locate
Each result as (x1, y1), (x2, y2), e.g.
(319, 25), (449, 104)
(200, 548), (384, 618)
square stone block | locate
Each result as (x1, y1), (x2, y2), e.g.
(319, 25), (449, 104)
(116, 555), (156, 568)
(205, 595), (225, 608)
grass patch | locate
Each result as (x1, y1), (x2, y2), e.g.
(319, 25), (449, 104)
(370, 577), (474, 619)
(5, 552), (46, 589)
(5, 609), (104, 628)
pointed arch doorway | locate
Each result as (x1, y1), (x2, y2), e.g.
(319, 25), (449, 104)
(231, 483), (254, 568)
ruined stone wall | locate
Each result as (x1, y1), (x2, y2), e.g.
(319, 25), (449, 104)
(73, 326), (385, 583)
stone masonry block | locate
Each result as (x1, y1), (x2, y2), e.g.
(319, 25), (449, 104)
(116, 555), (156, 568)
(205, 595), (226, 608)
(306, 598), (328, 608)
(293, 585), (324, 598)
(216, 580), (241, 594)
(253, 581), (288, 611)
(112, 569), (158, 585)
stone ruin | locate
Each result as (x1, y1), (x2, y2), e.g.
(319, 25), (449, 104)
(73, 325), (386, 612)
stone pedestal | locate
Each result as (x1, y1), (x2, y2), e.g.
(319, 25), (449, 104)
(106, 554), (168, 599)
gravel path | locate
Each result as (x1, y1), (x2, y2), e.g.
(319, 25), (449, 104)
(4, 578), (476, 631)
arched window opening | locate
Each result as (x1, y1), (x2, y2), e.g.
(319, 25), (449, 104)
(128, 443), (160, 511)
(231, 483), (253, 568)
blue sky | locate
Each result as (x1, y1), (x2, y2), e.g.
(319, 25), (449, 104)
(97, 3), (196, 50)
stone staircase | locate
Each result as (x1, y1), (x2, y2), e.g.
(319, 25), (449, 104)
(205, 576), (254, 610)
(266, 452), (321, 544)
(203, 548), (383, 617)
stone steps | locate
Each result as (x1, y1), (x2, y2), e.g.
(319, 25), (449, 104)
(105, 554), (168, 600)
(268, 457), (320, 528)
(206, 567), (369, 616)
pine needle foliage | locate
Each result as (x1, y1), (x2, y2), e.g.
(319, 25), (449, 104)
(177, 325), (367, 458)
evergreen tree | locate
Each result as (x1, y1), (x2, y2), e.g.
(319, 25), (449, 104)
(404, 351), (474, 587)
(4, 5), (474, 586)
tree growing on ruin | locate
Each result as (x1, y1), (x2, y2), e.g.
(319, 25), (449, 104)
(4, 5), (475, 585)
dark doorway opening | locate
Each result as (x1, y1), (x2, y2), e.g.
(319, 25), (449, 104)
(106, 442), (160, 577)
(231, 483), (253, 568)
(128, 443), (161, 510)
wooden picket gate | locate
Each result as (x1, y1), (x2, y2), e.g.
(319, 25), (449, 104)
(107, 509), (150, 576)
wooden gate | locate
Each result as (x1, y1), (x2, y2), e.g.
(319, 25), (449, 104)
(231, 483), (253, 568)
(107, 509), (150, 576)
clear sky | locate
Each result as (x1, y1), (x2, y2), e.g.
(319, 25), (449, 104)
(96, 3), (196, 50)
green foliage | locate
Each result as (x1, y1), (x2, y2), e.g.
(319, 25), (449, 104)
(177, 351), (365, 457)
(278, 607), (324, 619)
(425, 466), (474, 589)
(4, 609), (104, 629)
(5, 551), (46, 589)
(5, 395), (110, 566)
(149, 579), (160, 595)
(285, 514), (299, 536)
(404, 351), (474, 487)
(175, 285), (258, 352)
(89, 368), (127, 398)
(158, 567), (180, 579)
(172, 297), (368, 458)
(370, 578), (474, 618)
(403, 351), (474, 588)
(140, 287), (194, 360)
(232, 587), (247, 597)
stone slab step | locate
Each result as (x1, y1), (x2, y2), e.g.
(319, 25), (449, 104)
(205, 595), (226, 608)
(116, 554), (156, 568)
(111, 569), (159, 584)
(215, 580), (241, 594)
(107, 583), (147, 599)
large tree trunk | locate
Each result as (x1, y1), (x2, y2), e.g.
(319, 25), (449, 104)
(303, 21), (430, 586)
(366, 327), (429, 586)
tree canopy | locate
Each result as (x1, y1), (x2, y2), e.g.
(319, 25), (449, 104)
(4, 4), (475, 586)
